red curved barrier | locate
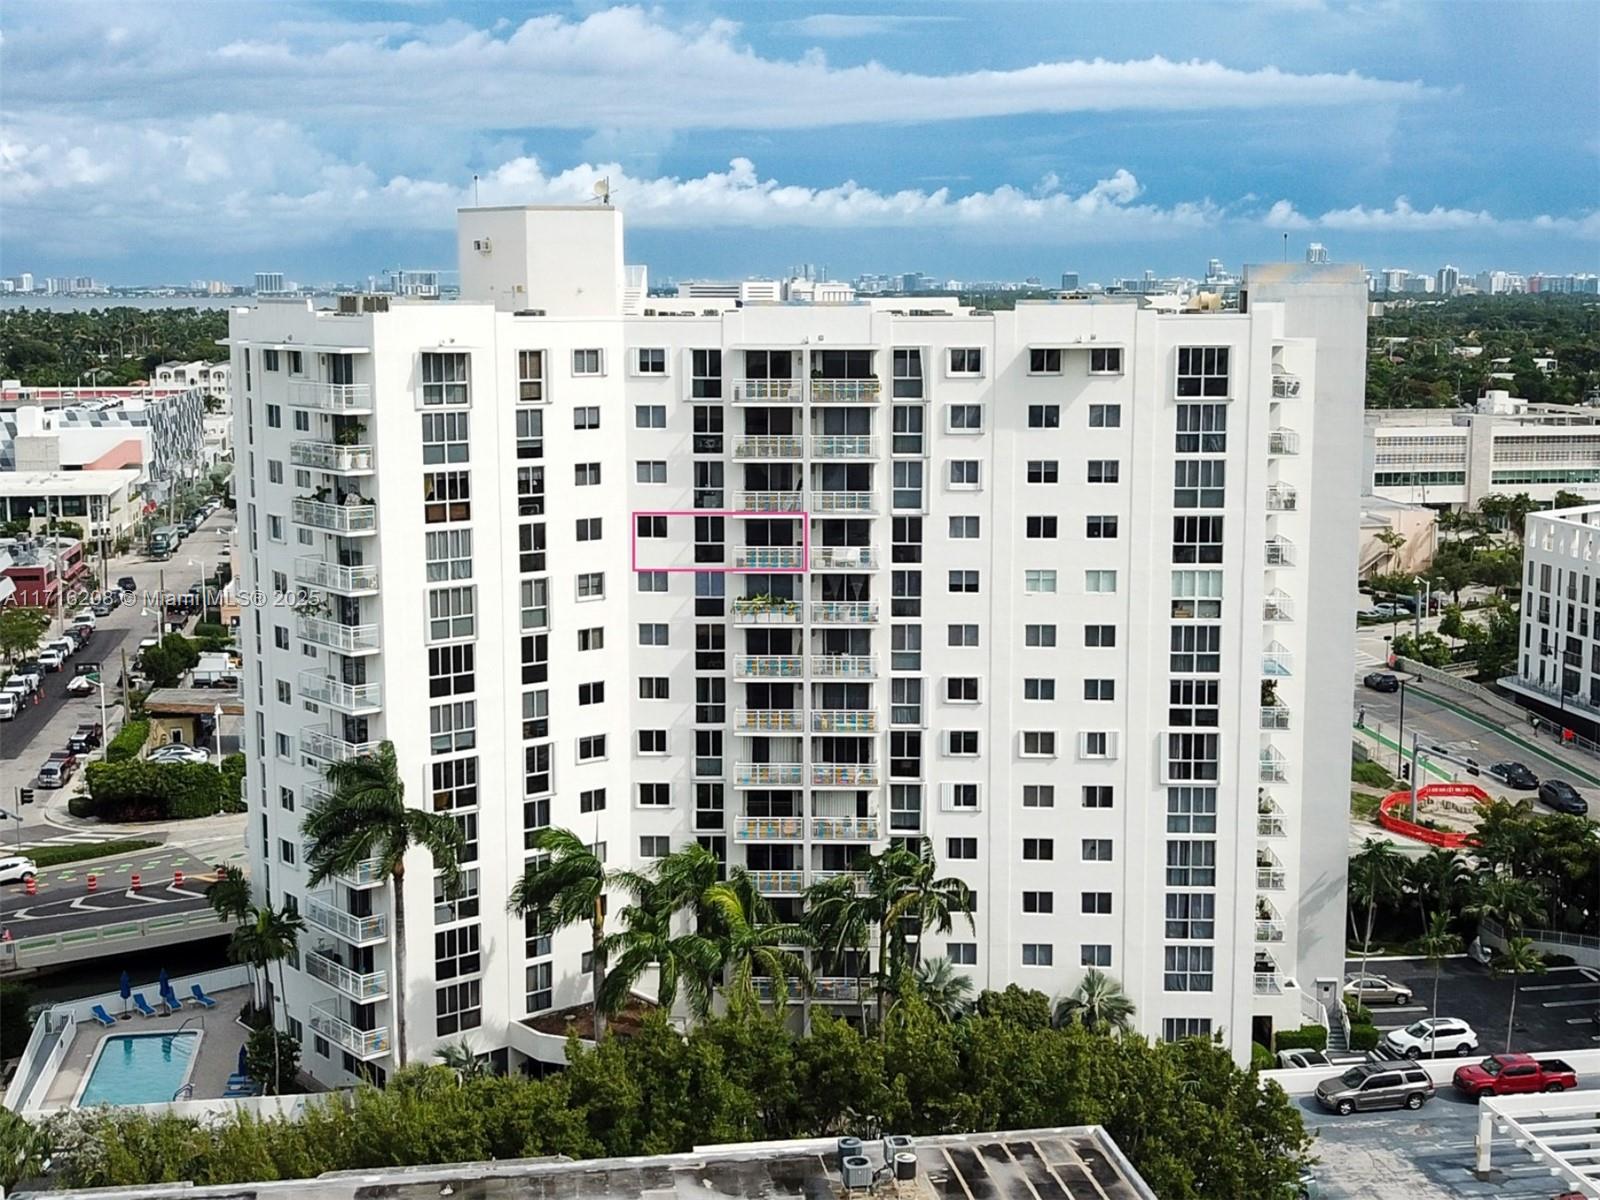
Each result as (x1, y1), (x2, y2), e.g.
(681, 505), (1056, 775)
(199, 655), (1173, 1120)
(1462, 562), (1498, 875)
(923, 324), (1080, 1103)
(1376, 783), (1491, 848)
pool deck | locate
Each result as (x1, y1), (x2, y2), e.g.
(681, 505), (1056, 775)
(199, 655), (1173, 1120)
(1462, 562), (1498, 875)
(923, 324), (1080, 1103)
(42, 986), (253, 1109)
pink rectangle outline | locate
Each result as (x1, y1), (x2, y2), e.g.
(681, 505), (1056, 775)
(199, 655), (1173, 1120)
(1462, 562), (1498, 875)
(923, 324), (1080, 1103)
(631, 510), (810, 573)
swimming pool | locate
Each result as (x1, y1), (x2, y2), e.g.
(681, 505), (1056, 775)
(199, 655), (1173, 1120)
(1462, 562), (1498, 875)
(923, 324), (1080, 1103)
(76, 1031), (201, 1107)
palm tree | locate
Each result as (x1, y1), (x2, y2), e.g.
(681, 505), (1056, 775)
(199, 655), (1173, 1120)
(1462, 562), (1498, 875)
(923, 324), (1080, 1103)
(1349, 837), (1406, 980)
(206, 864), (251, 924)
(1052, 968), (1136, 1035)
(1493, 936), (1547, 1053)
(303, 741), (465, 1069)
(906, 956), (974, 1023)
(802, 872), (874, 1028)
(1464, 873), (1543, 938)
(435, 1036), (488, 1081)
(599, 875), (721, 1022)
(865, 838), (974, 1020)
(1415, 911), (1463, 1029)
(1406, 848), (1468, 931)
(507, 827), (618, 1039)
(704, 869), (811, 1009)
(649, 842), (721, 925)
(228, 904), (305, 1094)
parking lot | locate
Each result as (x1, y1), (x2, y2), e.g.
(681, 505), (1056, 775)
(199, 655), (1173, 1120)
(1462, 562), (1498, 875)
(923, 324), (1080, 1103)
(1349, 955), (1600, 1057)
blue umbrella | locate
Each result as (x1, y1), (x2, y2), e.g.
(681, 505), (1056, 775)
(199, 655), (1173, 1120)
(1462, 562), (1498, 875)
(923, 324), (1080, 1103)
(158, 966), (170, 992)
(119, 970), (131, 1012)
(237, 1044), (248, 1077)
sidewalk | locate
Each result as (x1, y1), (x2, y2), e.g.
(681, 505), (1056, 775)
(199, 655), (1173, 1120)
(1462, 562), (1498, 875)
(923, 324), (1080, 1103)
(1403, 678), (1600, 788)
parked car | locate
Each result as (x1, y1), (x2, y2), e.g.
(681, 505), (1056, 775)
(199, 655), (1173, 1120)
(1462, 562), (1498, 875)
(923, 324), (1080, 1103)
(1452, 1054), (1577, 1100)
(1277, 1049), (1334, 1070)
(36, 648), (64, 672)
(0, 694), (19, 721)
(1362, 672), (1401, 693)
(1315, 1063), (1435, 1115)
(0, 855), (38, 885)
(69, 623), (95, 646)
(3, 678), (34, 703)
(1489, 761), (1539, 790)
(1537, 780), (1588, 816)
(69, 610), (96, 629)
(117, 576), (138, 593)
(1382, 1017), (1479, 1059)
(12, 666), (42, 692)
(147, 743), (211, 765)
(37, 752), (78, 788)
(90, 596), (118, 617)
(1344, 973), (1415, 1005)
(66, 673), (98, 697)
(44, 638), (75, 660)
(67, 722), (104, 754)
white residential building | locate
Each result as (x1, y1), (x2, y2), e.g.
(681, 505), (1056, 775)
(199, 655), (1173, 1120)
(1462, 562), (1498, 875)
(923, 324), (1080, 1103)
(153, 359), (232, 402)
(232, 206), (1363, 1084)
(1505, 504), (1600, 742)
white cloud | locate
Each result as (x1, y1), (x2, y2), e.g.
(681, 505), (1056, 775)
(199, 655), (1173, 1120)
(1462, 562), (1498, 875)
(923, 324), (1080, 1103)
(775, 14), (962, 39)
(1263, 195), (1599, 235)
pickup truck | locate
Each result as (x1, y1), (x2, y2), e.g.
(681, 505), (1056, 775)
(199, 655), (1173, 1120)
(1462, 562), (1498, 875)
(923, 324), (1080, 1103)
(1452, 1053), (1577, 1099)
(67, 723), (104, 754)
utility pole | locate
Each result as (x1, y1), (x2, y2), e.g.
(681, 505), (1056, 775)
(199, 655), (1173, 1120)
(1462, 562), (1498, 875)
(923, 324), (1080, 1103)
(1396, 679), (1408, 776)
(1408, 734), (1421, 823)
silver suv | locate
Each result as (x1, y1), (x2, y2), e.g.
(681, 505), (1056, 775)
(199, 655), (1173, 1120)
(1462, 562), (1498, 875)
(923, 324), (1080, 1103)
(1314, 1063), (1435, 1115)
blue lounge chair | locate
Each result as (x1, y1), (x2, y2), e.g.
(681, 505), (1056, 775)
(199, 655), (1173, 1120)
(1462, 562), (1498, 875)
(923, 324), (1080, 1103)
(90, 1005), (116, 1027)
(131, 992), (158, 1017)
(189, 983), (217, 1009)
(160, 987), (180, 1012)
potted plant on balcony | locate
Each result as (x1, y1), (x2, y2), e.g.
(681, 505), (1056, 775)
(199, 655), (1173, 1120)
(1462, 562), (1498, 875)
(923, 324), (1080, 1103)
(332, 421), (367, 447)
(307, 486), (331, 504)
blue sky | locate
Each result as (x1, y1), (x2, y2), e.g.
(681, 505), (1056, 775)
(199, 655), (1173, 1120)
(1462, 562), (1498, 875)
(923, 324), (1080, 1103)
(3, 1), (1597, 285)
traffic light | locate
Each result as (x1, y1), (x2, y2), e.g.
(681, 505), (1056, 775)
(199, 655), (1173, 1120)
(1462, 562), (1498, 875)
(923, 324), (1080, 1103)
(1400, 762), (1411, 782)
(18, 788), (33, 806)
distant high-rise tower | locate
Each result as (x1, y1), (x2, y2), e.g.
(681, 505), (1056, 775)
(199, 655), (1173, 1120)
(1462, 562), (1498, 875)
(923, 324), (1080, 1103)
(255, 272), (287, 296)
(1306, 244), (1330, 265)
(1060, 272), (1079, 291)
(1437, 265), (1460, 296)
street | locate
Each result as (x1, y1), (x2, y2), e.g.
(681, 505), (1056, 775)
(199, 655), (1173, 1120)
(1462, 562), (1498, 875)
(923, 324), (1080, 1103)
(0, 845), (217, 938)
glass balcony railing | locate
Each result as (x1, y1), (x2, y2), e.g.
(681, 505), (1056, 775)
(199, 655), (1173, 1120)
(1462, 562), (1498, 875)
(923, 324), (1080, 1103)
(306, 893), (387, 945)
(290, 382), (373, 412)
(303, 842), (386, 888)
(809, 600), (877, 624)
(810, 655), (876, 678)
(292, 497), (377, 534)
(733, 546), (805, 570)
(305, 948), (388, 1001)
(809, 380), (882, 403)
(735, 763), (806, 787)
(811, 710), (877, 733)
(308, 1001), (389, 1059)
(293, 557), (378, 594)
(297, 671), (382, 713)
(736, 655), (803, 678)
(300, 725), (381, 763)
(810, 491), (876, 514)
(296, 614), (380, 654)
(735, 816), (805, 840)
(736, 491), (805, 513)
(1259, 705), (1292, 730)
(734, 380), (802, 403)
(733, 435), (804, 459)
(1255, 920), (1285, 943)
(810, 546), (879, 570)
(732, 597), (804, 624)
(813, 763), (879, 787)
(1256, 868), (1286, 891)
(735, 709), (805, 732)
(746, 870), (806, 894)
(290, 441), (375, 473)
(812, 815), (879, 840)
(811, 435), (878, 459)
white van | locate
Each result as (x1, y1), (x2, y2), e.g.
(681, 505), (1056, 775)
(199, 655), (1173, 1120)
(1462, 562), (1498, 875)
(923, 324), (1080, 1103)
(0, 693), (19, 721)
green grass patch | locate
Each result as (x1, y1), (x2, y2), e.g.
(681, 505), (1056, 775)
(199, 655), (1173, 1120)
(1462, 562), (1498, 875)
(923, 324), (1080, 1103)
(20, 839), (161, 868)
(1351, 759), (1396, 789)
(1351, 790), (1383, 822)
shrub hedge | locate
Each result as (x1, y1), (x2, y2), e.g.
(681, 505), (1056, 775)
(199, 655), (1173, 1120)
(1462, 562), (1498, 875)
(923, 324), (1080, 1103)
(104, 719), (150, 764)
(1348, 1025), (1381, 1051)
(82, 760), (233, 822)
(1272, 1025), (1328, 1052)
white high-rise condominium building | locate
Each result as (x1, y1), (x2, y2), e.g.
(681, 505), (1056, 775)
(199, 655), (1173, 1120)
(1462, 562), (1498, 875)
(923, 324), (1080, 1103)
(232, 206), (1363, 1083)
(1504, 504), (1600, 743)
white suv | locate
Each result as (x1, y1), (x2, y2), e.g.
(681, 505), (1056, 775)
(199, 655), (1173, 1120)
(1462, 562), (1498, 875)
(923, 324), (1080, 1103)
(1381, 1018), (1478, 1059)
(0, 856), (38, 885)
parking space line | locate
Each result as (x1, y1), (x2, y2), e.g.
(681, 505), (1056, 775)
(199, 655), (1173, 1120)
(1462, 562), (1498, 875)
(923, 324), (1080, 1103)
(1540, 998), (1599, 1008)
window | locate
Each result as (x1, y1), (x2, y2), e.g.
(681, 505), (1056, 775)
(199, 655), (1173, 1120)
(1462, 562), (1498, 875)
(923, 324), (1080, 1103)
(578, 681), (605, 706)
(1023, 677), (1056, 701)
(1169, 626), (1221, 673)
(1022, 891), (1053, 913)
(1166, 787), (1218, 834)
(639, 835), (669, 858)
(267, 460), (283, 484)
(948, 347), (982, 375)
(946, 730), (979, 756)
(1029, 348), (1062, 374)
(1022, 838), (1053, 861)
(1085, 515), (1118, 539)
(638, 676), (669, 699)
(266, 515), (283, 542)
(638, 729), (667, 754)
(266, 404), (281, 428)
(691, 349), (722, 398)
(576, 572), (605, 600)
(1087, 459), (1120, 483)
(1021, 731), (1057, 757)
(635, 404), (666, 428)
(435, 980), (482, 1035)
(948, 460), (981, 489)
(1165, 839), (1217, 886)
(1022, 784), (1054, 808)
(423, 470), (471, 523)
(525, 962), (553, 1013)
(1083, 678), (1115, 701)
(893, 404), (925, 455)
(1176, 347), (1230, 397)
(1173, 460), (1226, 508)
(263, 349), (280, 372)
(574, 463), (601, 486)
(1171, 570), (1224, 619)
(1162, 1018), (1213, 1042)
(1165, 893), (1216, 939)
(1090, 348), (1123, 375)
(422, 411), (470, 464)
(944, 782), (980, 809)
(1079, 731), (1116, 758)
(893, 348), (924, 398)
(946, 676), (979, 703)
(947, 838), (978, 860)
(275, 732), (291, 758)
(1082, 785), (1114, 808)
(638, 623), (668, 646)
(637, 571), (667, 593)
(571, 406), (601, 431)
(428, 644), (475, 697)
(1026, 516), (1057, 539)
(425, 529), (473, 581)
(1028, 404), (1060, 429)
(947, 942), (977, 965)
(434, 926), (481, 980)
(948, 624), (979, 647)
(1027, 460), (1059, 484)
(1082, 838), (1113, 861)
(948, 570), (980, 594)
(577, 734), (607, 762)
(1024, 624), (1056, 647)
(1024, 569), (1057, 594)
(947, 404), (984, 432)
(580, 787), (606, 814)
(576, 517), (603, 542)
(636, 348), (666, 375)
(1173, 516), (1225, 564)
(1085, 570), (1118, 594)
(1085, 624), (1116, 647)
(516, 350), (545, 403)
(1082, 891), (1113, 914)
(1088, 403), (1121, 427)
(893, 460), (924, 510)
(279, 839), (295, 865)
(1164, 945), (1214, 992)
(421, 352), (470, 407)
(572, 349), (603, 376)
(1176, 403), (1227, 452)
(636, 515), (667, 539)
(429, 701), (476, 753)
(636, 460), (667, 483)
(1022, 943), (1053, 966)
(279, 786), (295, 811)
(426, 586), (475, 641)
(638, 783), (671, 806)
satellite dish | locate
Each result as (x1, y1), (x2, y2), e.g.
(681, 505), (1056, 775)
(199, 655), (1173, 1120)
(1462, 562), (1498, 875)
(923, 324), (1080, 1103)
(593, 177), (611, 205)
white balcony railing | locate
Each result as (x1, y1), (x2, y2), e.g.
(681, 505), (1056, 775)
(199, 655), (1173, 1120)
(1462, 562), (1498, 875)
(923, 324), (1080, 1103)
(735, 708), (805, 733)
(813, 815), (879, 840)
(290, 382), (373, 412)
(733, 435), (804, 459)
(811, 435), (878, 459)
(1263, 591), (1294, 622)
(731, 597), (804, 624)
(1259, 705), (1292, 730)
(1262, 648), (1294, 677)
(294, 557), (378, 594)
(810, 546), (880, 570)
(733, 546), (805, 570)
(747, 870), (807, 894)
(308, 1001), (390, 1059)
(735, 816), (805, 841)
(1260, 747), (1288, 783)
(1264, 536), (1296, 567)
(1266, 485), (1299, 512)
(300, 725), (381, 764)
(290, 441), (375, 474)
(1268, 428), (1301, 455)
(297, 671), (382, 713)
(811, 491), (876, 514)
(810, 655), (876, 678)
(811, 710), (877, 733)
(1253, 973), (1283, 995)
(1258, 813), (1287, 837)
(306, 893), (387, 945)
(1271, 372), (1301, 400)
(292, 497), (377, 534)
(1255, 920), (1285, 943)
(301, 844), (386, 888)
(1257, 868), (1287, 891)
(734, 380), (802, 403)
(296, 614), (380, 654)
(736, 655), (804, 678)
(305, 948), (388, 1001)
(809, 600), (878, 624)
(812, 763), (879, 787)
(735, 763), (806, 787)
(809, 380), (882, 403)
(736, 492), (805, 513)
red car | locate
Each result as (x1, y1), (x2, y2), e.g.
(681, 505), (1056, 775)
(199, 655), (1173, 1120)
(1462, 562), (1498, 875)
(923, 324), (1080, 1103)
(1452, 1053), (1577, 1099)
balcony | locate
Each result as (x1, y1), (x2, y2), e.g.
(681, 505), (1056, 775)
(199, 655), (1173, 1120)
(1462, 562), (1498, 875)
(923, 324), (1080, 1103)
(1255, 920), (1285, 943)
(811, 435), (878, 459)
(1265, 485), (1298, 512)
(308, 1001), (390, 1060)
(811, 491), (876, 514)
(296, 614), (380, 655)
(736, 709), (805, 733)
(813, 815), (879, 840)
(812, 710), (877, 733)
(733, 435), (803, 459)
(1263, 590), (1294, 622)
(734, 380), (802, 404)
(812, 976), (863, 1003)
(292, 497), (376, 535)
(813, 763), (879, 787)
(303, 841), (386, 888)
(1258, 812), (1287, 837)
(736, 491), (805, 513)
(297, 671), (382, 714)
(747, 870), (807, 894)
(810, 546), (879, 571)
(290, 382), (373, 413)
(1264, 536), (1296, 567)
(294, 557), (378, 595)
(1259, 705), (1292, 731)
(1262, 644), (1294, 677)
(300, 724), (381, 764)
(732, 597), (803, 625)
(1260, 747), (1288, 783)
(736, 655), (803, 678)
(306, 892), (388, 946)
(1268, 428), (1301, 456)
(809, 869), (868, 891)
(809, 380), (882, 404)
(750, 976), (806, 1002)
(1253, 973), (1284, 995)
(733, 546), (805, 570)
(290, 441), (375, 474)
(305, 947), (388, 1002)
(810, 655), (876, 679)
(735, 816), (805, 841)
(736, 763), (806, 787)
(1271, 372), (1302, 400)
(810, 600), (877, 624)
(1257, 868), (1287, 891)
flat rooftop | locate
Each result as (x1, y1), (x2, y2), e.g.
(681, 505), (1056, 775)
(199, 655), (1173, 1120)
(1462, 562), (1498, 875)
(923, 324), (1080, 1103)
(14, 1128), (1157, 1200)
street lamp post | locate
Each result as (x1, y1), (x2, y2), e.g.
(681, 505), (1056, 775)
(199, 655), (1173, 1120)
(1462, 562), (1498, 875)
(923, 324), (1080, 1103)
(1396, 678), (1409, 776)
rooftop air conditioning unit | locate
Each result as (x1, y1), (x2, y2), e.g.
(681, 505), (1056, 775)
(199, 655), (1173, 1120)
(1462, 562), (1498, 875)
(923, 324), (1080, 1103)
(841, 1157), (873, 1190)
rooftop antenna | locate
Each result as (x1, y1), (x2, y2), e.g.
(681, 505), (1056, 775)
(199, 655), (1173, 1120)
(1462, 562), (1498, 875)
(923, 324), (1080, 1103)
(473, 174), (480, 206)
(593, 177), (612, 206)
(1282, 232), (1288, 262)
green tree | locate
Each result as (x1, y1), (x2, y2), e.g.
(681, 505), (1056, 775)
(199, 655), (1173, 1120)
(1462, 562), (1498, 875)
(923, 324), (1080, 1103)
(304, 740), (464, 1067)
(1349, 837), (1406, 975)
(138, 643), (186, 687)
(1405, 848), (1468, 931)
(1416, 912), (1463, 1030)
(228, 904), (306, 1093)
(0, 606), (49, 663)
(1372, 526), (1407, 574)
(1437, 603), (1467, 646)
(1052, 968), (1136, 1035)
(1477, 492), (1538, 539)
(1464, 872), (1544, 935)
(1551, 489), (1587, 510)
(801, 872), (874, 1028)
(205, 864), (252, 924)
(705, 869), (811, 1010)
(1470, 547), (1522, 598)
(974, 984), (1054, 1030)
(1469, 598), (1521, 680)
(898, 956), (975, 1023)
(507, 827), (620, 1040)
(435, 1037), (489, 1081)
(599, 875), (720, 1021)
(242, 1024), (301, 1097)
(0, 1107), (48, 1191)
(1493, 936), (1547, 1053)
(864, 837), (974, 1021)
(0, 981), (34, 1060)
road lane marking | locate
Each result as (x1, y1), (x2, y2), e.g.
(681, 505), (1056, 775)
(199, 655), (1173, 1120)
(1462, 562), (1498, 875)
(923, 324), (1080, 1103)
(1540, 999), (1600, 1009)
